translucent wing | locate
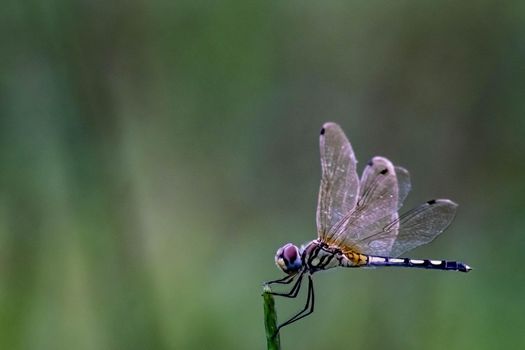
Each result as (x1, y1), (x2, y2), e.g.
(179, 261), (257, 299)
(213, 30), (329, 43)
(349, 199), (458, 257)
(316, 122), (359, 240)
(395, 166), (411, 210)
(326, 157), (400, 247)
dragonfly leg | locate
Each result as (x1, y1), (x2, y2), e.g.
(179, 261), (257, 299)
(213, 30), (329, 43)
(273, 275), (315, 336)
(267, 272), (304, 298)
(265, 273), (296, 285)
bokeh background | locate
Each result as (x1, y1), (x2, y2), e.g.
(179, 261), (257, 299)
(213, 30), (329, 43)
(1, 1), (524, 349)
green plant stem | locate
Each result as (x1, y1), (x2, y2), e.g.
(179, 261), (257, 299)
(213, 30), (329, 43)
(262, 284), (281, 350)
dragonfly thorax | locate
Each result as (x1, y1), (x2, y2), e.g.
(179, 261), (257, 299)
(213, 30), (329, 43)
(275, 243), (303, 274)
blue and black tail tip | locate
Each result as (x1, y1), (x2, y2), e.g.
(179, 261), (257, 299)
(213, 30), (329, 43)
(458, 262), (472, 273)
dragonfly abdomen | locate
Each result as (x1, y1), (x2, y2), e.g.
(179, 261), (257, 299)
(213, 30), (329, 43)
(367, 256), (472, 272)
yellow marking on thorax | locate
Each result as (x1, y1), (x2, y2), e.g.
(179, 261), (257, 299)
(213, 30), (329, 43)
(344, 250), (368, 266)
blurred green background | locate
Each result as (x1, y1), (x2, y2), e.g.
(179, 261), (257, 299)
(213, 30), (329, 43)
(1, 1), (525, 349)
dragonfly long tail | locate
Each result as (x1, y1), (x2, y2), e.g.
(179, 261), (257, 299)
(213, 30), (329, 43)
(368, 256), (471, 272)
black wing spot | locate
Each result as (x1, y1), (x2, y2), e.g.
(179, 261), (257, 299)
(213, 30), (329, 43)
(380, 169), (388, 175)
(320, 127), (325, 135)
(427, 199), (437, 205)
(367, 159), (374, 166)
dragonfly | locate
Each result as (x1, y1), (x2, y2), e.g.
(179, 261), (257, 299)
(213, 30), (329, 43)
(265, 122), (471, 334)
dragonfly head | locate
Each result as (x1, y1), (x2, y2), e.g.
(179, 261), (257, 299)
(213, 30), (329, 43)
(275, 243), (302, 274)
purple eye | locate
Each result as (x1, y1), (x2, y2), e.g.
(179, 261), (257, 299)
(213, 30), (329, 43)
(283, 244), (298, 263)
(275, 243), (302, 274)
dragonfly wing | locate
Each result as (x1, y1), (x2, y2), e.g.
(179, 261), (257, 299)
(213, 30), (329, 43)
(390, 199), (457, 257)
(395, 166), (411, 210)
(316, 123), (359, 240)
(350, 199), (458, 257)
(328, 157), (400, 247)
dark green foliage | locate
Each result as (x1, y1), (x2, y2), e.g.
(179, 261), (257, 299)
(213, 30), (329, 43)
(263, 285), (281, 350)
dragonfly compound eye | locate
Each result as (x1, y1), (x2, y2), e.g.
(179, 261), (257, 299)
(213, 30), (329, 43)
(275, 243), (302, 274)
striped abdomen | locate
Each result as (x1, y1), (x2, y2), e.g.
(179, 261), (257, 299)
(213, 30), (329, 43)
(367, 256), (472, 272)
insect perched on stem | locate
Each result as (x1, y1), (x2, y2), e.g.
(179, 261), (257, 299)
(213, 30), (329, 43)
(265, 122), (471, 335)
